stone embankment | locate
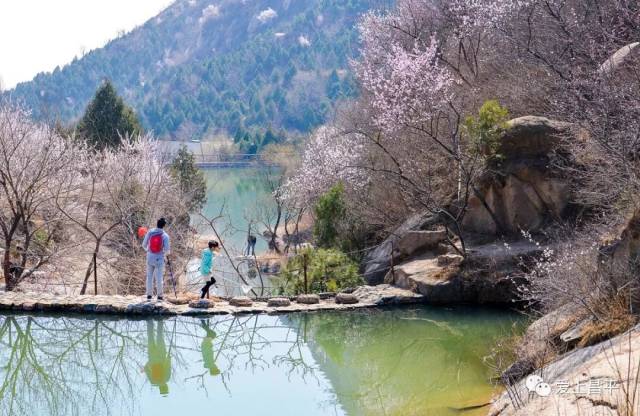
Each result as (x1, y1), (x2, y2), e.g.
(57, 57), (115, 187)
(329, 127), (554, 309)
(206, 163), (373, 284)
(490, 324), (640, 416)
(0, 284), (423, 316)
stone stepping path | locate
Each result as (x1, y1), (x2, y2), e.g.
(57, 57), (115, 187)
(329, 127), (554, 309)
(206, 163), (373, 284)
(0, 285), (423, 316)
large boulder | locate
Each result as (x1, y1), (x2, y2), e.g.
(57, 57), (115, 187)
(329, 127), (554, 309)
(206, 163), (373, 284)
(361, 212), (442, 285)
(395, 230), (447, 257)
(490, 323), (640, 416)
(497, 116), (570, 158)
(597, 209), (640, 307)
(384, 240), (541, 305)
(463, 116), (572, 235)
(598, 42), (640, 76)
(502, 303), (585, 383)
(351, 284), (424, 305)
(384, 253), (462, 304)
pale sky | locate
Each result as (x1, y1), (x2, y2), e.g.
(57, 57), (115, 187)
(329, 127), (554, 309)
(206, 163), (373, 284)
(0, 0), (175, 89)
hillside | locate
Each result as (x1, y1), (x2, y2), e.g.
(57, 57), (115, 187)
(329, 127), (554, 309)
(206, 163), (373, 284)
(5, 0), (376, 140)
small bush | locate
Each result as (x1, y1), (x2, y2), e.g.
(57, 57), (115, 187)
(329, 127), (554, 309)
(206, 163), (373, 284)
(464, 100), (510, 164)
(311, 182), (375, 260)
(578, 294), (638, 348)
(278, 247), (363, 294)
(313, 183), (346, 248)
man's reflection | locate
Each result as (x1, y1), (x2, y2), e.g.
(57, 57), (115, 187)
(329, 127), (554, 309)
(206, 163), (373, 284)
(145, 320), (172, 395)
(200, 319), (220, 376)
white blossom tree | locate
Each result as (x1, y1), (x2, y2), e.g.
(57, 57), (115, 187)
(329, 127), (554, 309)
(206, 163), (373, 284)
(0, 105), (78, 291)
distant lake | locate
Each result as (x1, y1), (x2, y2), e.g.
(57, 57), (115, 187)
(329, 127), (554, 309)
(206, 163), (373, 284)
(187, 165), (280, 296)
(196, 165), (279, 254)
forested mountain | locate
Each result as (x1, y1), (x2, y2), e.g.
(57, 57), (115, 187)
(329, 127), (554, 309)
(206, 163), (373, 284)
(5, 0), (377, 140)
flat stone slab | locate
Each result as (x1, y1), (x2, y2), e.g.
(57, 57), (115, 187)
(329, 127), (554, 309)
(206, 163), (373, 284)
(267, 297), (291, 307)
(0, 285), (424, 317)
(296, 294), (320, 304)
(335, 293), (359, 304)
(189, 299), (215, 309)
(229, 296), (253, 307)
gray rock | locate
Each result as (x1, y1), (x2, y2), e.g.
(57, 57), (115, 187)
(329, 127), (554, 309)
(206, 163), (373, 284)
(463, 116), (573, 235)
(499, 116), (571, 158)
(189, 299), (215, 309)
(396, 230), (446, 258)
(95, 304), (116, 313)
(335, 293), (359, 304)
(126, 303), (158, 314)
(599, 42), (640, 75)
(351, 284), (424, 305)
(559, 318), (592, 346)
(229, 296), (253, 307)
(296, 294), (320, 304)
(267, 297), (291, 307)
(362, 212), (440, 285)
(385, 241), (534, 305)
(168, 296), (192, 305)
(491, 323), (640, 416)
(436, 254), (463, 267)
(385, 253), (462, 303)
(317, 292), (336, 300)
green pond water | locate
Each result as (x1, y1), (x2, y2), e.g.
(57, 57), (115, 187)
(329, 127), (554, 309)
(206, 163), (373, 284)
(197, 166), (278, 253)
(0, 306), (524, 416)
(187, 166), (280, 295)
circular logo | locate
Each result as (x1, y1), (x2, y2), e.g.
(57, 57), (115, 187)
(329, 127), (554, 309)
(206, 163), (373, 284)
(526, 375), (544, 392)
(535, 382), (552, 397)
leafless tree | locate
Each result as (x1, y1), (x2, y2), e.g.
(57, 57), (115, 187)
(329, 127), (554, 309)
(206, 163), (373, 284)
(0, 105), (78, 291)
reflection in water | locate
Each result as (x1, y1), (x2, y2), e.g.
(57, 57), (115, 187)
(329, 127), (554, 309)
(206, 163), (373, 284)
(198, 166), (278, 251)
(145, 320), (171, 395)
(199, 319), (220, 376)
(286, 308), (523, 416)
(0, 307), (524, 416)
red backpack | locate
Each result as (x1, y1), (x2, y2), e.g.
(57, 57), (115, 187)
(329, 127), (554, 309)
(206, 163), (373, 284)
(149, 233), (164, 254)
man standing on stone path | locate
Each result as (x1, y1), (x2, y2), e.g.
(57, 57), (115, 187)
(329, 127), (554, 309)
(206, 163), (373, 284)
(142, 218), (171, 301)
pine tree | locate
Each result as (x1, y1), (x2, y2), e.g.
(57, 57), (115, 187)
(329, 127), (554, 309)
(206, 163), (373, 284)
(325, 69), (341, 100)
(170, 145), (207, 213)
(261, 128), (278, 148)
(77, 80), (142, 149)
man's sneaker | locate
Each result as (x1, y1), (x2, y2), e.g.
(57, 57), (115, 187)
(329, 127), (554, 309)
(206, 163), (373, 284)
(146, 295), (152, 301)
(157, 296), (164, 302)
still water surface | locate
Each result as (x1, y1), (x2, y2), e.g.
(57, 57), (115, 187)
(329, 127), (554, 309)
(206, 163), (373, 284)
(0, 306), (524, 416)
(198, 166), (277, 253)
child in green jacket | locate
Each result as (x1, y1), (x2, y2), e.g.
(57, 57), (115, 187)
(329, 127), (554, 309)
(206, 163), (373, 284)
(200, 241), (220, 298)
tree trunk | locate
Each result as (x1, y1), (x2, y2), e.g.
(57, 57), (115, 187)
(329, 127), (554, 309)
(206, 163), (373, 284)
(270, 206), (282, 254)
(4, 270), (16, 291)
(3, 251), (16, 291)
(80, 240), (101, 295)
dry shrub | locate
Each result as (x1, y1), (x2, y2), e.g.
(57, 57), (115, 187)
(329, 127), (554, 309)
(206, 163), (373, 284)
(524, 228), (640, 349)
(578, 294), (638, 348)
(486, 330), (526, 382)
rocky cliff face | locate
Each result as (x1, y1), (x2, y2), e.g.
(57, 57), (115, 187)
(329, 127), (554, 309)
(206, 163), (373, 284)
(490, 323), (640, 416)
(490, 202), (640, 415)
(361, 212), (441, 285)
(463, 116), (572, 235)
(362, 116), (570, 305)
(383, 239), (540, 305)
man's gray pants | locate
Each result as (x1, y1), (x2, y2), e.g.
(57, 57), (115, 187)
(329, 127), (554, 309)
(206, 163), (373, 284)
(146, 258), (164, 297)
